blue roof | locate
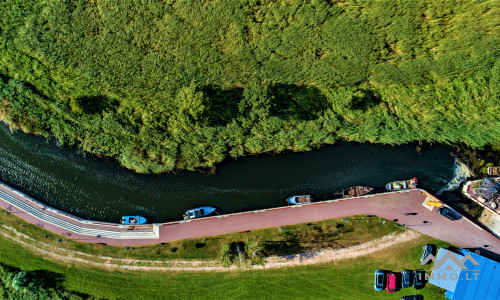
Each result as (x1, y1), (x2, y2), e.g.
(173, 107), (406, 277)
(429, 248), (500, 300)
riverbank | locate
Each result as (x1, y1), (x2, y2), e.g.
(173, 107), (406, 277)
(1, 179), (499, 260)
(452, 144), (500, 177)
(0, 211), (401, 268)
(1, 0), (499, 175)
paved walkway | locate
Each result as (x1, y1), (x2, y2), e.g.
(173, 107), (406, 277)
(0, 183), (159, 239)
(0, 182), (499, 258)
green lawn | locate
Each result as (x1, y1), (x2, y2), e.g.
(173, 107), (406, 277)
(0, 232), (449, 299)
(0, 208), (450, 299)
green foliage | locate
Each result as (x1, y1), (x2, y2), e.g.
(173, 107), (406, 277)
(245, 236), (265, 266)
(0, 0), (498, 173)
(0, 264), (83, 299)
(219, 242), (235, 267)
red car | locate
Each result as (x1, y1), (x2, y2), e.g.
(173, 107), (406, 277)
(387, 273), (397, 293)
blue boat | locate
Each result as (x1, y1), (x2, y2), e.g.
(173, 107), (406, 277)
(286, 195), (312, 205)
(121, 216), (147, 225)
(183, 207), (216, 220)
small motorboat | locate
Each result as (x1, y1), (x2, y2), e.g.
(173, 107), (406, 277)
(121, 216), (147, 225)
(385, 177), (418, 191)
(340, 186), (374, 198)
(183, 207), (216, 220)
(487, 166), (500, 176)
(286, 195), (312, 205)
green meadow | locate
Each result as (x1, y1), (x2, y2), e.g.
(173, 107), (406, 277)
(0, 227), (448, 299)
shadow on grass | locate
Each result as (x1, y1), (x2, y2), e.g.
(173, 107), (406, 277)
(0, 264), (90, 299)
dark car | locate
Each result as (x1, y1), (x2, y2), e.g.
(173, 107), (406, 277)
(401, 296), (423, 300)
(420, 244), (435, 264)
(401, 269), (411, 288)
(413, 270), (425, 290)
(374, 270), (385, 291)
(438, 207), (460, 220)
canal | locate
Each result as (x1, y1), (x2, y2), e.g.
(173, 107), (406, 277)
(0, 122), (459, 222)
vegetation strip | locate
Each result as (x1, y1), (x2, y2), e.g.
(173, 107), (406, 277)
(1, 0), (499, 173)
(0, 223), (420, 272)
(0, 226), (450, 299)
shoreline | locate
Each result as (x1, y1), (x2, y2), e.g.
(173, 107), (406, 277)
(3, 120), (496, 176)
(1, 180), (499, 259)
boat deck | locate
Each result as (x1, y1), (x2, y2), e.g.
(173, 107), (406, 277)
(462, 177), (500, 215)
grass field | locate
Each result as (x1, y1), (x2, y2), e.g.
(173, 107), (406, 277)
(0, 231), (448, 299)
(0, 209), (451, 299)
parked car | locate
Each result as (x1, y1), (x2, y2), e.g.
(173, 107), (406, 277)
(413, 270), (425, 290)
(387, 272), (397, 293)
(438, 207), (460, 220)
(374, 270), (385, 291)
(401, 269), (411, 288)
(420, 244), (435, 264)
(401, 296), (423, 300)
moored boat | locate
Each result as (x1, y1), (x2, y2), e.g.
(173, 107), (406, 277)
(488, 166), (500, 176)
(121, 216), (147, 225)
(286, 195), (312, 205)
(385, 178), (418, 191)
(183, 206), (216, 220)
(341, 186), (374, 198)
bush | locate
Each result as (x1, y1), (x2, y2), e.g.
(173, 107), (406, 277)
(245, 237), (265, 266)
(219, 242), (236, 267)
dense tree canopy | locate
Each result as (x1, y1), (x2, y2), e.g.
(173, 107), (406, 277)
(0, 0), (499, 173)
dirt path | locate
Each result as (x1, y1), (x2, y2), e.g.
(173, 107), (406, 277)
(0, 225), (421, 272)
(264, 230), (422, 268)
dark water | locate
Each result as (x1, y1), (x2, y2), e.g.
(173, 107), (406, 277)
(0, 122), (458, 223)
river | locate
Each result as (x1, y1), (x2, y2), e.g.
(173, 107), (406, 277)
(0, 122), (461, 223)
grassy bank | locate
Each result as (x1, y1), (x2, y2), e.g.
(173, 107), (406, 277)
(0, 209), (397, 260)
(0, 207), (451, 298)
(0, 226), (449, 299)
(1, 0), (499, 173)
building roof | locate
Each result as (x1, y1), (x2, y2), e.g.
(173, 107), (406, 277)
(429, 248), (500, 300)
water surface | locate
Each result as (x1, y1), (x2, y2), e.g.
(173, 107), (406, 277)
(0, 123), (457, 222)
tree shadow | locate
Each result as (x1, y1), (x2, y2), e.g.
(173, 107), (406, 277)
(70, 95), (117, 115)
(195, 242), (206, 249)
(350, 89), (382, 111)
(263, 240), (304, 256)
(202, 83), (329, 125)
(31, 270), (65, 289)
(202, 85), (243, 125)
(269, 84), (328, 120)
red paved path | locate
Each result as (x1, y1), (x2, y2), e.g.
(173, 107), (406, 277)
(1, 182), (499, 256)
